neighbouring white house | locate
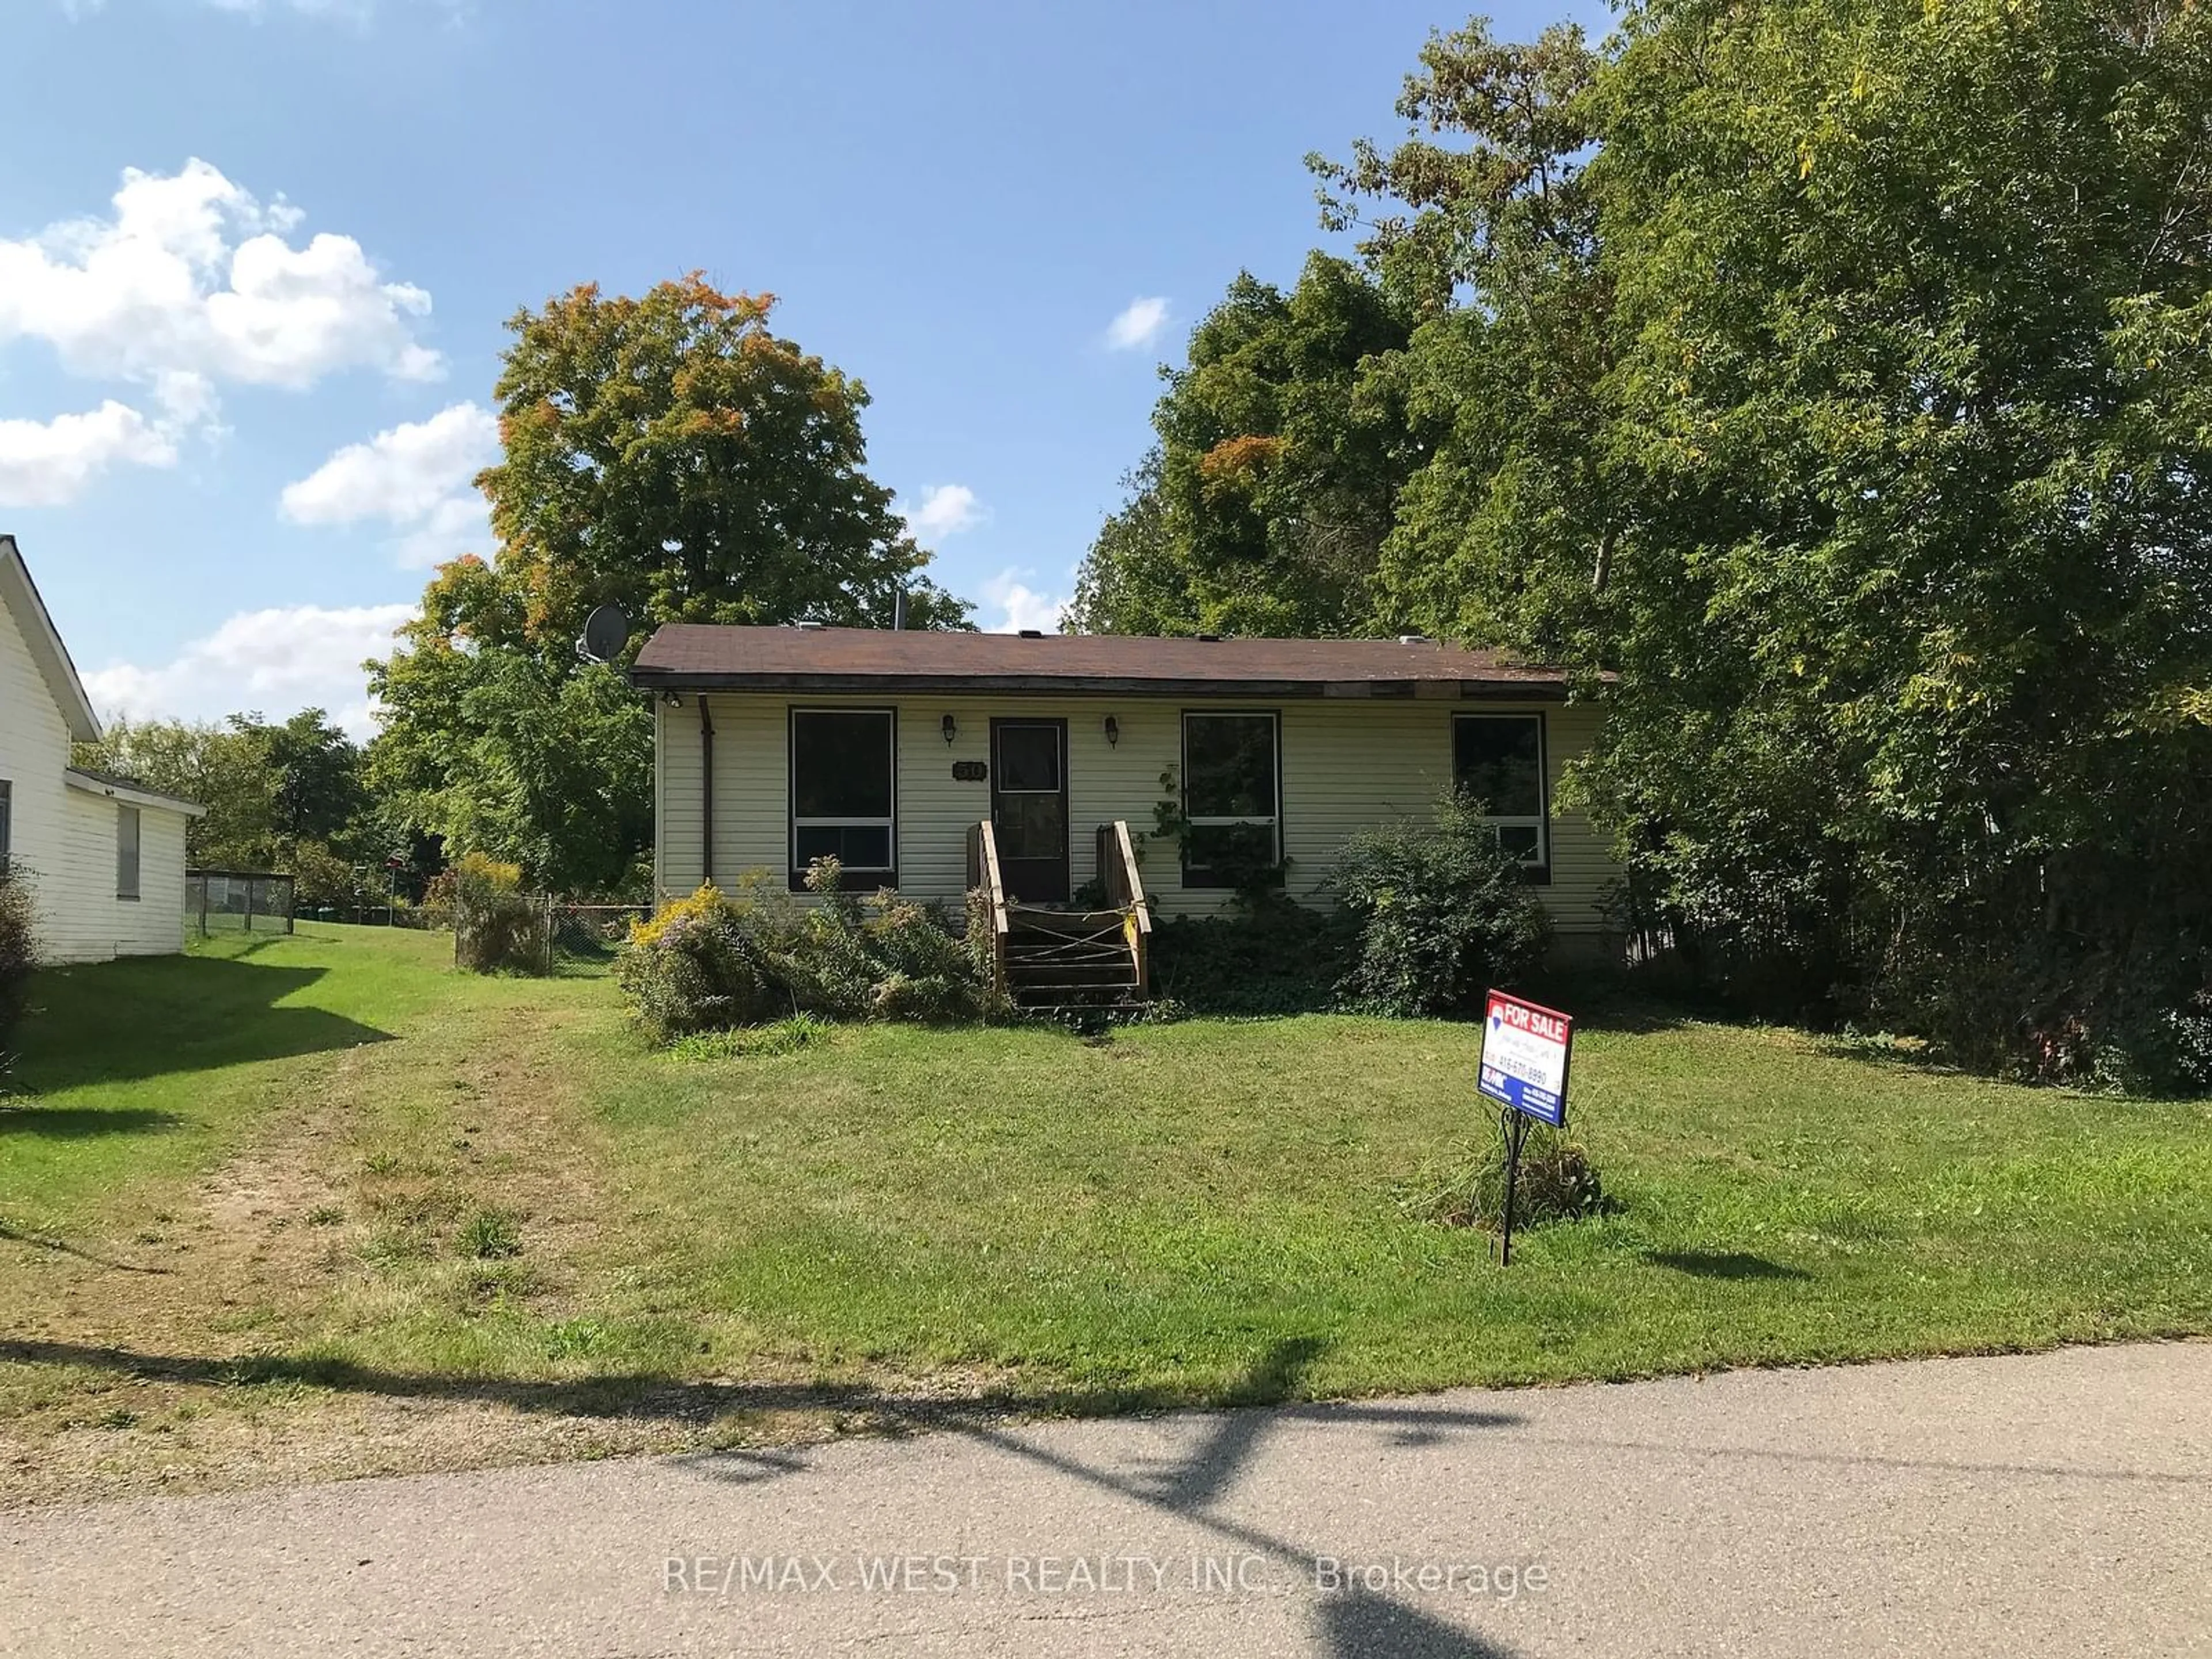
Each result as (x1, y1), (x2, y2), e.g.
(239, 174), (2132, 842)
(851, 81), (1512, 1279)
(1, 535), (203, 964)
(629, 624), (1625, 1007)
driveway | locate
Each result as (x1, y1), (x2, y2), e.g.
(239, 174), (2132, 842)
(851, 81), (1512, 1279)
(3, 1342), (2207, 1657)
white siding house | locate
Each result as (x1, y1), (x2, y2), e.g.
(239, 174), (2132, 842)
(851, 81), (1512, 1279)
(631, 625), (1624, 951)
(1, 536), (202, 963)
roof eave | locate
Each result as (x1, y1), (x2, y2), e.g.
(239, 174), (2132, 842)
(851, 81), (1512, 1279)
(1, 535), (102, 744)
(64, 768), (208, 817)
(627, 668), (1572, 702)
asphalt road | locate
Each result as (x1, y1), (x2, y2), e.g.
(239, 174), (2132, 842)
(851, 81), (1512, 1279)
(4, 1342), (2207, 1657)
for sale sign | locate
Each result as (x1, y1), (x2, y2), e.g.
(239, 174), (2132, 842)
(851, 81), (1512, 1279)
(1478, 991), (1574, 1128)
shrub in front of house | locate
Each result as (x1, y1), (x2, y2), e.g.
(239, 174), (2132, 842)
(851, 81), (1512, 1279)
(1150, 899), (1357, 1016)
(452, 853), (550, 975)
(615, 861), (1009, 1043)
(1407, 1126), (1607, 1233)
(0, 869), (35, 1076)
(1330, 793), (1551, 1018)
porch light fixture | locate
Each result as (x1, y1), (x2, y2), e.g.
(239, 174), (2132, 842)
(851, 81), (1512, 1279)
(1103, 715), (1120, 748)
(941, 713), (959, 747)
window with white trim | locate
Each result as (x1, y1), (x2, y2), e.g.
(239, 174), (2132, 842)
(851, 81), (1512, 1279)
(1452, 713), (1548, 870)
(116, 804), (142, 900)
(788, 709), (896, 890)
(1181, 711), (1282, 888)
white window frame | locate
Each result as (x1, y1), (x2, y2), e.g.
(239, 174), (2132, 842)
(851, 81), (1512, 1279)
(787, 707), (897, 889)
(1180, 710), (1283, 886)
(1452, 711), (1549, 870)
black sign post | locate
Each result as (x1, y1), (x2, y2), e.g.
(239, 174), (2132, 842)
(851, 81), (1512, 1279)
(1476, 990), (1576, 1268)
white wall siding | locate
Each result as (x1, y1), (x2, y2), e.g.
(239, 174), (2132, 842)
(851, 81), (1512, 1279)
(657, 691), (1622, 937)
(1, 583), (192, 964)
(0, 586), (82, 962)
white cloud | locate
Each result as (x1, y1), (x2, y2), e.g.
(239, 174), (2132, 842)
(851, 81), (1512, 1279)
(0, 402), (177, 507)
(0, 371), (216, 506)
(82, 602), (414, 739)
(1104, 296), (1170, 351)
(980, 567), (1070, 635)
(898, 482), (985, 548)
(281, 400), (498, 567)
(0, 158), (440, 394)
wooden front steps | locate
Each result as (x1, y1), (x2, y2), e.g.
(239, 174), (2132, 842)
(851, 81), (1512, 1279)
(1005, 906), (1145, 1015)
(967, 820), (1153, 1019)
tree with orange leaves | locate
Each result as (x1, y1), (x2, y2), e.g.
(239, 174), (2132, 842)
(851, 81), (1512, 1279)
(368, 277), (969, 892)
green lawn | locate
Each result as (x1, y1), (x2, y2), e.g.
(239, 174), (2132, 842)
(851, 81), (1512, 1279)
(2, 923), (2209, 1491)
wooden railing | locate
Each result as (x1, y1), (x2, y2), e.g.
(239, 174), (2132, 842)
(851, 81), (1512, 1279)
(966, 820), (1011, 993)
(1095, 819), (1152, 999)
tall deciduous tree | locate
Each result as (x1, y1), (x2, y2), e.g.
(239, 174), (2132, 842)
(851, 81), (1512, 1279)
(1336, 0), (2212, 1074)
(369, 276), (971, 892)
(1069, 254), (1415, 637)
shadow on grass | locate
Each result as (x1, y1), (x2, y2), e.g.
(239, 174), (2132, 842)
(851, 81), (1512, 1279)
(0, 1334), (1518, 1442)
(0, 1222), (173, 1274)
(1646, 1249), (1811, 1282)
(13, 957), (392, 1092)
(0, 1105), (181, 1138)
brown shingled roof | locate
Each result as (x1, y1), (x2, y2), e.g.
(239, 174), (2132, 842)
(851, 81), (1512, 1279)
(630, 624), (1575, 700)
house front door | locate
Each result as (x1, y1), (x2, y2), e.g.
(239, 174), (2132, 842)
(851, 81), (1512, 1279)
(990, 718), (1069, 903)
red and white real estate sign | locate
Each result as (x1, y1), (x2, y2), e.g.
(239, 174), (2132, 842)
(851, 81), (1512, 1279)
(1478, 991), (1574, 1128)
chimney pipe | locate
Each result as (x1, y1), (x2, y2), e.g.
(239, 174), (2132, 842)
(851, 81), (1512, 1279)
(893, 588), (908, 631)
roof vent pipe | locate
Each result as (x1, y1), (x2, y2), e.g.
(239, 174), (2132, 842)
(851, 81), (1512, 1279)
(893, 588), (908, 631)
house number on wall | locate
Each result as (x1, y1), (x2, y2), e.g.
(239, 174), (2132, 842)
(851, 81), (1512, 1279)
(952, 760), (988, 782)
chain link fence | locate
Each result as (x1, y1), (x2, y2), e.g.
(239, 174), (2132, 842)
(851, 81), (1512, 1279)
(550, 902), (651, 964)
(186, 870), (296, 937)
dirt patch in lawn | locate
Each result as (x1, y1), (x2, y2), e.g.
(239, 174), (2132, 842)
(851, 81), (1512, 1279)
(0, 999), (694, 1507)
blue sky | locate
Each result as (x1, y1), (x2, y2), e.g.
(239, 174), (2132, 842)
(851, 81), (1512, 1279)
(2, 0), (1603, 735)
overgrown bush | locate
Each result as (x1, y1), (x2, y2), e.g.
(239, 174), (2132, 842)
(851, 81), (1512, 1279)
(1151, 898), (1355, 1014)
(0, 870), (36, 1079)
(1331, 794), (1551, 1017)
(452, 853), (548, 975)
(1408, 1126), (1606, 1233)
(615, 859), (1010, 1043)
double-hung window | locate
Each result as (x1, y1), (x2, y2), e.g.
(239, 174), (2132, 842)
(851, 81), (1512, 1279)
(116, 804), (142, 900)
(1452, 713), (1548, 874)
(1181, 711), (1282, 888)
(788, 709), (896, 890)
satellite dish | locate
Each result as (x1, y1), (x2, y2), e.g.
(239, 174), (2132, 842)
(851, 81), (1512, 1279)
(578, 604), (630, 664)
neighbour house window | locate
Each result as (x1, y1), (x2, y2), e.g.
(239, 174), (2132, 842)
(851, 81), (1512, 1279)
(0, 779), (11, 877)
(1452, 713), (1548, 872)
(116, 804), (142, 901)
(788, 709), (896, 890)
(1181, 711), (1282, 888)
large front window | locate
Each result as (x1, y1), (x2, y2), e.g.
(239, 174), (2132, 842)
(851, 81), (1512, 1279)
(789, 709), (896, 889)
(1453, 713), (1547, 870)
(1181, 711), (1281, 888)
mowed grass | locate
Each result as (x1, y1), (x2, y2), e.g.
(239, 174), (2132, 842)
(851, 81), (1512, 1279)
(2, 922), (2210, 1494)
(573, 1014), (2212, 1399)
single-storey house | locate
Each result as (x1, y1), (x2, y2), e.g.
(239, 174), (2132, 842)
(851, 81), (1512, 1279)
(629, 626), (1622, 1001)
(1, 534), (203, 963)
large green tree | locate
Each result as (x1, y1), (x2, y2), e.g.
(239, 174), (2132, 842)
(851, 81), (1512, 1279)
(75, 710), (366, 874)
(370, 276), (971, 893)
(1350, 0), (2212, 1073)
(1069, 253), (1415, 637)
